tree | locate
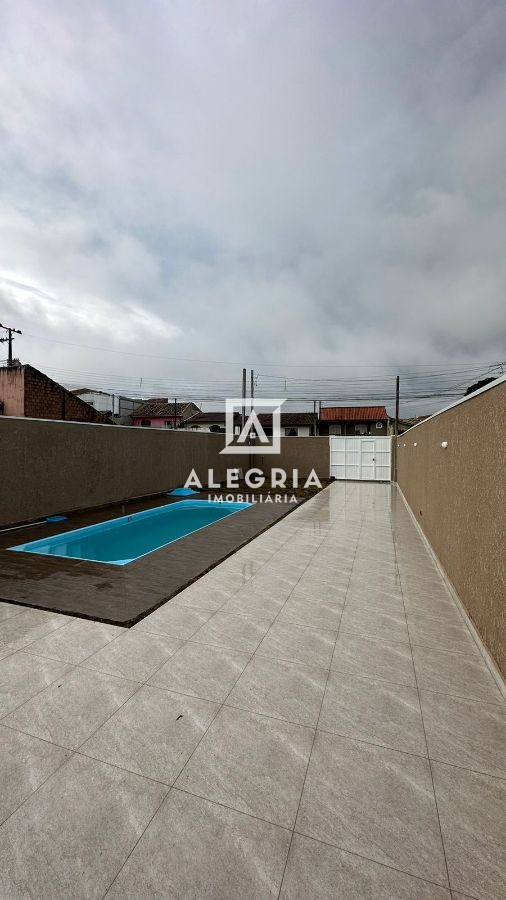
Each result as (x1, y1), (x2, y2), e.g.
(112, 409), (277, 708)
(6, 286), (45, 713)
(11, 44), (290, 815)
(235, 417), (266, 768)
(464, 376), (496, 396)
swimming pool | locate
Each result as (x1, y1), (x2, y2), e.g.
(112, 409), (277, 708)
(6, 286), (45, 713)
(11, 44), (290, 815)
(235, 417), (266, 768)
(9, 499), (252, 565)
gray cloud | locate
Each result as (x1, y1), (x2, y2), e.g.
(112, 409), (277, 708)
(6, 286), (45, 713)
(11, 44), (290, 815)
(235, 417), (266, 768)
(0, 0), (504, 410)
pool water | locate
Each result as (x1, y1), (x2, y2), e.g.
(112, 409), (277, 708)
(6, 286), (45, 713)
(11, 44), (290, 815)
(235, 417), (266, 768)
(9, 499), (251, 565)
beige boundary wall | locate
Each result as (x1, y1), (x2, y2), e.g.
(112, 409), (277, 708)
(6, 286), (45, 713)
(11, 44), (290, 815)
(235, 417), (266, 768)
(396, 377), (506, 677)
(0, 417), (330, 527)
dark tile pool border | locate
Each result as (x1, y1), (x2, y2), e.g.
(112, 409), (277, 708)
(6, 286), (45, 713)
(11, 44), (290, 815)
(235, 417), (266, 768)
(0, 493), (303, 626)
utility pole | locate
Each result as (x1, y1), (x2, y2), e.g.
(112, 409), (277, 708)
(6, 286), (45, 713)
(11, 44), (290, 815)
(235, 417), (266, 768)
(241, 368), (247, 431)
(0, 322), (22, 366)
(393, 376), (400, 483)
(395, 376), (400, 438)
(249, 369), (254, 472)
(174, 398), (178, 430)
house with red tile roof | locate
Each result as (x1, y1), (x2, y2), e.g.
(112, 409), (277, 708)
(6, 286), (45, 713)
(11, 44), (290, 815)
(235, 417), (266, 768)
(318, 406), (391, 436)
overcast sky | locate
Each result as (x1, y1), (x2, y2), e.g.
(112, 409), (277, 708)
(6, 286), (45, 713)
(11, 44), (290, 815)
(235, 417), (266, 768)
(0, 0), (505, 411)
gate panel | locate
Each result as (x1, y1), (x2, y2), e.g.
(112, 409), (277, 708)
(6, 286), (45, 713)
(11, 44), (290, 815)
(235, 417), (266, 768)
(330, 436), (391, 481)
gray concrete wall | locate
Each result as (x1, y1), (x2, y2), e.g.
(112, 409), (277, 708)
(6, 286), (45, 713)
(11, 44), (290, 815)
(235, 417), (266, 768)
(396, 379), (506, 676)
(0, 417), (241, 526)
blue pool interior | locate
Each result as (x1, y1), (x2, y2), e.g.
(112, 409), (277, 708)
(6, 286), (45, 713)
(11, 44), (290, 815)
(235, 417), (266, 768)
(9, 500), (252, 565)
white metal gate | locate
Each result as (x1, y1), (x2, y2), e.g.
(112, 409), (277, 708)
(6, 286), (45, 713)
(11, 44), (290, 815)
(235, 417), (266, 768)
(329, 436), (392, 481)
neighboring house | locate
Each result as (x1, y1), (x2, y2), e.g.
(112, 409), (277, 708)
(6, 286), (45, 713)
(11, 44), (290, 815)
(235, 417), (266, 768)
(130, 400), (201, 428)
(318, 406), (390, 436)
(184, 410), (317, 436)
(183, 412), (238, 433)
(71, 389), (140, 425)
(0, 364), (109, 423)
(259, 412), (317, 436)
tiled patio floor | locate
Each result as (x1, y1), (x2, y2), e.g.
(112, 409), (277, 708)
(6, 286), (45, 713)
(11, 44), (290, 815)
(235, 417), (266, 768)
(0, 482), (504, 899)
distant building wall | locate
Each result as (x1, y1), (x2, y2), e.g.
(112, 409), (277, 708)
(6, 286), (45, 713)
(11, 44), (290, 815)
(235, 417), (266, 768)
(0, 366), (24, 416)
(319, 420), (389, 436)
(0, 365), (108, 423)
(75, 391), (139, 417)
(396, 378), (506, 677)
(22, 367), (107, 422)
(131, 416), (181, 429)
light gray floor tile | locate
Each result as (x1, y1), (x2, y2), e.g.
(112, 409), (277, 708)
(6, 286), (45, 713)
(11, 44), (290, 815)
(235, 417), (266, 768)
(0, 603), (25, 623)
(339, 606), (409, 643)
(192, 612), (271, 653)
(280, 833), (451, 899)
(135, 604), (213, 639)
(149, 641), (250, 702)
(432, 762), (506, 900)
(0, 753), (167, 900)
(413, 646), (504, 704)
(4, 667), (138, 749)
(171, 583), (231, 611)
(0, 609), (70, 650)
(344, 592), (406, 615)
(105, 789), (291, 900)
(257, 622), (336, 670)
(332, 631), (416, 686)
(293, 582), (348, 602)
(227, 655), (327, 727)
(83, 629), (182, 682)
(349, 574), (401, 592)
(319, 671), (427, 755)
(82, 685), (218, 784)
(420, 691), (506, 777)
(220, 590), (285, 621)
(277, 595), (344, 630)
(0, 644), (15, 662)
(404, 597), (463, 623)
(296, 731), (447, 886)
(450, 893), (481, 900)
(25, 619), (123, 665)
(0, 652), (71, 718)
(0, 725), (71, 825)
(408, 616), (477, 654)
(176, 705), (314, 828)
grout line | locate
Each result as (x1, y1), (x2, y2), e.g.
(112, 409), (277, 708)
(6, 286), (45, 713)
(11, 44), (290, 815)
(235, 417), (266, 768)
(0, 736), (75, 830)
(289, 829), (455, 894)
(98, 784), (170, 899)
(0, 650), (75, 722)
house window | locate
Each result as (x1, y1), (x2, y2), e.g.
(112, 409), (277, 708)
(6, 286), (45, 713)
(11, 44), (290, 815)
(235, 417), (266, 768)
(285, 427), (297, 437)
(375, 422), (383, 429)
(355, 424), (367, 435)
(140, 420), (151, 427)
(329, 424), (341, 435)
